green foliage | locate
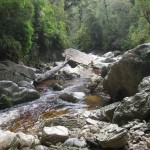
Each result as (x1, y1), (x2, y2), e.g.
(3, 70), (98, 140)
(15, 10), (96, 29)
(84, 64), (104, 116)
(0, 0), (34, 61)
(32, 0), (69, 62)
(0, 0), (150, 62)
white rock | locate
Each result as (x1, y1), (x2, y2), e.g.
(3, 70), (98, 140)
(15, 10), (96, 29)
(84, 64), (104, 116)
(41, 126), (69, 145)
(71, 92), (86, 101)
(17, 132), (35, 148)
(0, 130), (19, 150)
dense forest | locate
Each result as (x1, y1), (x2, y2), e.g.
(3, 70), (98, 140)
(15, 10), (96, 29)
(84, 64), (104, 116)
(0, 0), (150, 63)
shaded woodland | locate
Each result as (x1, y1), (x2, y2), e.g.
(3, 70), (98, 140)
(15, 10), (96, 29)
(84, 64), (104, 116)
(0, 0), (150, 63)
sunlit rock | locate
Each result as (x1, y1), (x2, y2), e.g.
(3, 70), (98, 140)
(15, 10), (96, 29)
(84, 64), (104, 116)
(41, 126), (69, 146)
(0, 130), (19, 150)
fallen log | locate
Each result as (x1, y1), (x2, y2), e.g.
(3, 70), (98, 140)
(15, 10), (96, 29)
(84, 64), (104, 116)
(34, 59), (68, 84)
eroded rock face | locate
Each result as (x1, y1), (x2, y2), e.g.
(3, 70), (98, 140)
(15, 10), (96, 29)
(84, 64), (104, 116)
(0, 80), (40, 109)
(41, 126), (69, 146)
(103, 43), (150, 100)
(0, 60), (35, 83)
(113, 76), (150, 125)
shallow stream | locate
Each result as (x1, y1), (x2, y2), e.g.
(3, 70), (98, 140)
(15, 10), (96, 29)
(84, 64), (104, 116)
(0, 71), (102, 134)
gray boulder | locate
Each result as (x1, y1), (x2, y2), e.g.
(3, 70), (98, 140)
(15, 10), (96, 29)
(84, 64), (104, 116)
(0, 80), (40, 109)
(0, 60), (35, 83)
(103, 43), (150, 100)
(113, 76), (150, 125)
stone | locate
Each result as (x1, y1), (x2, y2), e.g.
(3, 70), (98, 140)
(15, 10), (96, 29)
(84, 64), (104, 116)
(64, 138), (86, 148)
(113, 76), (150, 125)
(114, 50), (122, 57)
(41, 126), (69, 146)
(59, 92), (85, 103)
(59, 64), (83, 79)
(0, 60), (35, 83)
(18, 81), (35, 89)
(102, 52), (114, 58)
(0, 80), (40, 109)
(103, 43), (150, 100)
(96, 124), (127, 148)
(17, 132), (35, 148)
(52, 83), (63, 91)
(88, 102), (120, 122)
(0, 130), (19, 150)
(103, 58), (116, 63)
(86, 75), (104, 93)
(35, 145), (49, 150)
(63, 48), (94, 66)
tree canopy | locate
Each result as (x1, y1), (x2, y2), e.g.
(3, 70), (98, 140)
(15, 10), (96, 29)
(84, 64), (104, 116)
(0, 0), (149, 63)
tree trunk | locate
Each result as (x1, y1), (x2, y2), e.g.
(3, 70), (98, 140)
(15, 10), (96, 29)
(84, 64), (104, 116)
(34, 59), (68, 84)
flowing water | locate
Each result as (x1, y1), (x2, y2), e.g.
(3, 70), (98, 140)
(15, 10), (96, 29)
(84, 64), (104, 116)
(0, 70), (102, 134)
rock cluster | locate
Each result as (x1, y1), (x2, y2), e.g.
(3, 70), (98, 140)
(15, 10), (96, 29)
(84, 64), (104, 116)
(0, 80), (40, 109)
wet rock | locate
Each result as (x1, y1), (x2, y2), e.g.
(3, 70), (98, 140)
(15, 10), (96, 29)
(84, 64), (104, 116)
(103, 58), (116, 63)
(92, 59), (110, 69)
(41, 126), (69, 146)
(18, 81), (35, 90)
(63, 48), (93, 66)
(17, 132), (35, 149)
(114, 50), (122, 57)
(52, 83), (63, 91)
(59, 92), (85, 103)
(88, 102), (120, 122)
(96, 124), (127, 148)
(102, 51), (114, 58)
(86, 75), (103, 93)
(64, 138), (86, 148)
(113, 76), (150, 125)
(0, 80), (40, 109)
(0, 60), (35, 83)
(103, 43), (150, 100)
(71, 92), (86, 101)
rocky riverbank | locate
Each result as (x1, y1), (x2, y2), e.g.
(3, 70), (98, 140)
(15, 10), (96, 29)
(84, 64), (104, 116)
(0, 44), (150, 150)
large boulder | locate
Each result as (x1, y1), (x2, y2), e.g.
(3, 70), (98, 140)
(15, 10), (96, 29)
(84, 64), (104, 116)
(0, 80), (40, 109)
(0, 60), (35, 83)
(63, 48), (94, 66)
(103, 43), (150, 100)
(113, 76), (150, 125)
